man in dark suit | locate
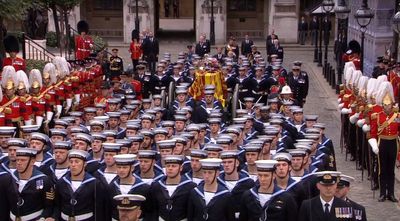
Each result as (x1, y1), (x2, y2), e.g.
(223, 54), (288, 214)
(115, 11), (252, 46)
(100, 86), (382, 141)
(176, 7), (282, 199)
(299, 171), (355, 221)
(241, 34), (253, 56)
(195, 34), (210, 58)
(142, 31), (159, 74)
(298, 16), (308, 45)
(266, 30), (279, 62)
(213, 47), (226, 64)
(335, 175), (367, 221)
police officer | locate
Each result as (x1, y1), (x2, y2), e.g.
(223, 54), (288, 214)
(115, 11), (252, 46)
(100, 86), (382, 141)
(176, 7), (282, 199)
(239, 159), (298, 221)
(299, 171), (354, 221)
(109, 48), (124, 79)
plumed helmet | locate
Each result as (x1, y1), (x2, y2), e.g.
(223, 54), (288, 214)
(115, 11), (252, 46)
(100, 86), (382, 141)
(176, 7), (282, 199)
(3, 35), (19, 53)
(348, 40), (361, 54)
(77, 20), (89, 34)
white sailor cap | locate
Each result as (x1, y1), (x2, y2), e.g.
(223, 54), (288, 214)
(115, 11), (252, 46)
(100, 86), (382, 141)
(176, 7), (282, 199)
(338, 174), (355, 187)
(304, 115), (319, 121)
(113, 194), (146, 210)
(164, 155), (184, 164)
(200, 158), (222, 170)
(50, 128), (68, 137)
(313, 123), (326, 129)
(186, 124), (200, 132)
(288, 149), (307, 157)
(0, 126), (16, 135)
(153, 94), (163, 99)
(203, 143), (223, 152)
(126, 123), (141, 130)
(190, 149), (208, 158)
(68, 149), (89, 160)
(255, 160), (278, 171)
(70, 126), (89, 134)
(20, 125), (40, 133)
(108, 98), (121, 104)
(153, 128), (169, 135)
(172, 136), (188, 144)
(94, 116), (110, 122)
(140, 129), (154, 137)
(114, 154), (137, 165)
(6, 138), (27, 148)
(16, 148), (37, 157)
(53, 141), (73, 150)
(243, 144), (262, 152)
(103, 143), (122, 152)
(162, 121), (175, 127)
(91, 133), (107, 141)
(84, 107), (97, 113)
(30, 132), (49, 143)
(130, 135), (144, 142)
(220, 150), (239, 159)
(138, 150), (157, 159)
(244, 97), (255, 102)
(107, 112), (122, 118)
(116, 139), (133, 148)
(90, 120), (105, 127)
(103, 130), (118, 137)
(272, 152), (292, 162)
(157, 139), (176, 149)
(75, 133), (93, 144)
(69, 111), (83, 117)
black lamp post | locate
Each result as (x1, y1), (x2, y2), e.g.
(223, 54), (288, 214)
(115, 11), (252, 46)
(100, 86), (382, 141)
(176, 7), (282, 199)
(210, 0), (215, 45)
(135, 0), (139, 31)
(318, 13), (323, 67)
(392, 4), (400, 61)
(334, 0), (351, 93)
(322, 0), (334, 68)
(355, 0), (374, 73)
(313, 15), (319, 62)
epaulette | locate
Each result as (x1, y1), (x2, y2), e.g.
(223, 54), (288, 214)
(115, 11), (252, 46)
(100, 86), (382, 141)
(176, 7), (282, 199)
(343, 94), (351, 101)
(20, 96), (26, 103)
(371, 112), (379, 120)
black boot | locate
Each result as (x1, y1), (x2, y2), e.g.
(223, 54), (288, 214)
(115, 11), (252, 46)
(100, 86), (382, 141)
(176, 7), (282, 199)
(378, 195), (386, 202)
(387, 195), (399, 203)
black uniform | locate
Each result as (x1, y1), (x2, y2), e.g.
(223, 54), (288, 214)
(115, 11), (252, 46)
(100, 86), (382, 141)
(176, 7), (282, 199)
(0, 169), (17, 220)
(151, 74), (174, 95)
(195, 41), (211, 58)
(346, 198), (367, 221)
(54, 172), (108, 221)
(108, 175), (152, 220)
(142, 37), (160, 73)
(193, 100), (223, 124)
(241, 39), (254, 56)
(287, 72), (309, 107)
(371, 66), (387, 78)
(11, 168), (54, 220)
(109, 55), (124, 78)
(239, 185), (298, 221)
(299, 196), (355, 221)
(150, 175), (196, 221)
(187, 181), (235, 221)
(218, 171), (255, 220)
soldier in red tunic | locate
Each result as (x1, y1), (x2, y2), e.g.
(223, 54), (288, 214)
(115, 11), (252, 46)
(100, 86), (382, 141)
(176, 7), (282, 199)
(29, 69), (46, 126)
(15, 70), (33, 126)
(2, 35), (26, 72)
(0, 73), (22, 127)
(388, 62), (400, 103)
(368, 82), (400, 202)
(75, 20), (93, 61)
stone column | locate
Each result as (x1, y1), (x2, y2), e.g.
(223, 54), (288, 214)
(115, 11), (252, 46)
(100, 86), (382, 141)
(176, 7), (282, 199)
(269, 0), (299, 43)
(196, 0), (227, 45)
(124, 0), (153, 43)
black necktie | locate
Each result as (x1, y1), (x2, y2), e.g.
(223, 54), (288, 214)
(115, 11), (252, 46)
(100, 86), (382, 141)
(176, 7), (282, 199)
(324, 203), (330, 216)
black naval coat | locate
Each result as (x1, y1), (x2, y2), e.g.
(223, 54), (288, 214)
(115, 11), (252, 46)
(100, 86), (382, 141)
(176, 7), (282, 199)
(299, 196), (356, 221)
(217, 171), (255, 220)
(108, 175), (152, 220)
(187, 181), (235, 221)
(287, 71), (309, 105)
(239, 185), (298, 221)
(346, 198), (367, 221)
(0, 169), (17, 221)
(54, 172), (108, 221)
(11, 168), (55, 220)
(150, 175), (196, 221)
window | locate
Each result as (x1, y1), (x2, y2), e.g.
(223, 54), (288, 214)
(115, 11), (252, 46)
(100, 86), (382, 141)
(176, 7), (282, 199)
(228, 0), (256, 11)
(94, 0), (123, 10)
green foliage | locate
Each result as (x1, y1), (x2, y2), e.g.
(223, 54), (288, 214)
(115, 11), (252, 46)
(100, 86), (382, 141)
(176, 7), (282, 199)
(45, 31), (58, 47)
(0, 0), (41, 21)
(42, 0), (82, 10)
(26, 59), (47, 73)
(92, 35), (108, 52)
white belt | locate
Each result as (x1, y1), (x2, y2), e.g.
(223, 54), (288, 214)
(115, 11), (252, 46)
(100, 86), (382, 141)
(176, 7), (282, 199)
(155, 86), (166, 90)
(159, 217), (187, 221)
(78, 48), (90, 52)
(10, 209), (43, 221)
(61, 212), (93, 221)
(239, 89), (248, 92)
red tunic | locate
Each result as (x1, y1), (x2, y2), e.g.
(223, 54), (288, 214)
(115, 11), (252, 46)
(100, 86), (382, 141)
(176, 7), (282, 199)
(41, 85), (56, 111)
(75, 35), (93, 60)
(0, 95), (22, 125)
(20, 95), (33, 121)
(370, 111), (399, 140)
(388, 70), (400, 103)
(32, 94), (46, 117)
(129, 41), (143, 60)
(2, 57), (26, 72)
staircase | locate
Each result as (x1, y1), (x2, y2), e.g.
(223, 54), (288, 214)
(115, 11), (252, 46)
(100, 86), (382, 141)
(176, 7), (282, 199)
(22, 34), (55, 62)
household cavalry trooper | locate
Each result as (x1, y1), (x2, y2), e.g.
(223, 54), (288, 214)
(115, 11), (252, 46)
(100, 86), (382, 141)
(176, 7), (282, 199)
(218, 150), (255, 220)
(149, 155), (196, 221)
(108, 154), (151, 221)
(54, 149), (108, 221)
(188, 158), (235, 221)
(299, 171), (355, 221)
(239, 160), (298, 221)
(29, 69), (47, 126)
(113, 194), (146, 221)
(0, 66), (23, 127)
(368, 81), (399, 202)
(335, 175), (367, 221)
(11, 148), (55, 221)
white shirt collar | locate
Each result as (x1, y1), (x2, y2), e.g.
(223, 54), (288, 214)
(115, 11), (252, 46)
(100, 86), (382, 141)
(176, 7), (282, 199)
(320, 196), (334, 212)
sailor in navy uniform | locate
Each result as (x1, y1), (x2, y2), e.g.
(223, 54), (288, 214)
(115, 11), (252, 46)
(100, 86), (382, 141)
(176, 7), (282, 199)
(29, 132), (55, 178)
(150, 155), (196, 221)
(239, 159), (298, 221)
(54, 149), (108, 221)
(306, 129), (335, 171)
(94, 143), (122, 184)
(314, 123), (336, 170)
(299, 171), (355, 221)
(187, 158), (235, 221)
(49, 141), (72, 182)
(107, 112), (126, 139)
(242, 144), (262, 181)
(236, 66), (257, 101)
(134, 150), (164, 185)
(193, 89), (223, 124)
(289, 107), (305, 133)
(218, 150), (255, 220)
(0, 167), (17, 220)
(300, 114), (319, 133)
(11, 148), (55, 221)
(90, 133), (107, 163)
(71, 133), (104, 175)
(113, 194), (146, 221)
(109, 154), (152, 221)
(335, 175), (367, 221)
(20, 125), (40, 143)
(185, 149), (208, 185)
(172, 88), (195, 112)
(151, 67), (173, 95)
(288, 149), (308, 182)
(1, 138), (27, 175)
(272, 152), (298, 190)
(49, 128), (68, 143)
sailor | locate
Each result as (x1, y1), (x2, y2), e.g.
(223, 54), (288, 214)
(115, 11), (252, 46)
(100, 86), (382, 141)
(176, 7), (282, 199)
(29, 132), (54, 177)
(95, 143), (122, 184)
(1, 138), (27, 174)
(288, 149), (308, 182)
(134, 150), (164, 185)
(335, 175), (367, 221)
(185, 149), (208, 185)
(242, 143), (262, 181)
(50, 141), (72, 181)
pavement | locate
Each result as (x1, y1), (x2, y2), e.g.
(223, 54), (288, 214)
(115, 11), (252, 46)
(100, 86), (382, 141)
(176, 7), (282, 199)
(106, 39), (400, 219)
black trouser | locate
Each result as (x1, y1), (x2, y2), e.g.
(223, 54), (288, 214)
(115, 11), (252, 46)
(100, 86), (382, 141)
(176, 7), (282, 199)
(378, 138), (398, 196)
(348, 123), (357, 158)
(132, 59), (139, 74)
